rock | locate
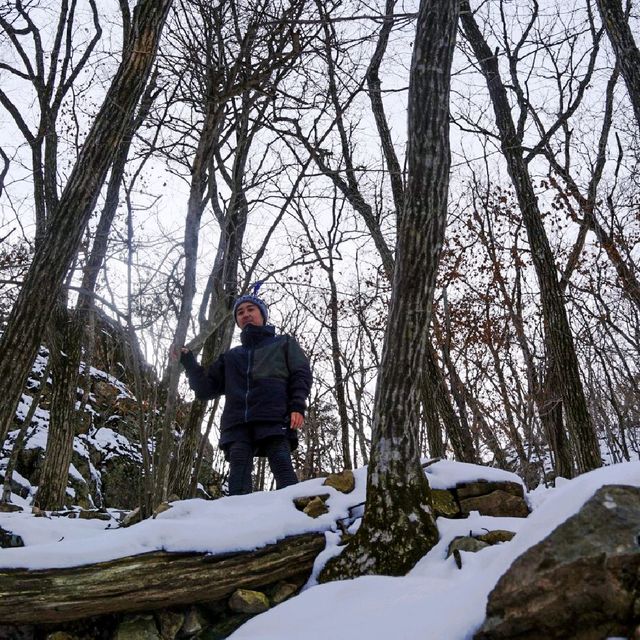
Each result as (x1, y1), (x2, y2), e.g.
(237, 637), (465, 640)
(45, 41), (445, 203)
(323, 470), (355, 494)
(475, 484), (640, 640)
(204, 613), (251, 639)
(45, 633), (76, 640)
(114, 614), (160, 640)
(120, 507), (141, 528)
(228, 589), (270, 614)
(476, 530), (516, 545)
(0, 625), (34, 640)
(156, 610), (184, 640)
(456, 480), (525, 500)
(460, 489), (529, 518)
(0, 502), (23, 513)
(115, 396), (139, 417)
(180, 607), (207, 636)
(77, 510), (111, 521)
(0, 526), (24, 548)
(447, 535), (490, 557)
(431, 489), (460, 518)
(153, 502), (172, 518)
(448, 535), (491, 566)
(270, 581), (299, 605)
(93, 380), (119, 404)
(293, 494), (330, 511)
(100, 456), (141, 510)
(303, 496), (329, 518)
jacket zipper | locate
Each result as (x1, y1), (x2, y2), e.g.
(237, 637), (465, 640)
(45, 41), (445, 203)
(244, 348), (253, 423)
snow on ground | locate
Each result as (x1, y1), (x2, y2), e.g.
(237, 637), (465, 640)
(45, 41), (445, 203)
(0, 460), (638, 639)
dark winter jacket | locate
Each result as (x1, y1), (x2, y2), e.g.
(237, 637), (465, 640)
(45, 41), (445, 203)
(180, 324), (312, 437)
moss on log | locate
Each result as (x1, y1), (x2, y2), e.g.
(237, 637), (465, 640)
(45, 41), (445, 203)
(0, 533), (325, 625)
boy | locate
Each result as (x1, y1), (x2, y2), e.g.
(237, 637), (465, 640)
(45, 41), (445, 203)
(180, 293), (312, 495)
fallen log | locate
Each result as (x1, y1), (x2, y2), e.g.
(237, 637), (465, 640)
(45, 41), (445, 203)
(0, 532), (325, 625)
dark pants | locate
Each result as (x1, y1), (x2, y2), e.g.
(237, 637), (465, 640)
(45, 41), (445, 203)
(227, 435), (298, 495)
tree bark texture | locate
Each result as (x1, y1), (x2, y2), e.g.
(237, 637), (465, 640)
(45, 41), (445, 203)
(34, 303), (84, 510)
(596, 0), (640, 132)
(33, 74), (160, 513)
(364, 0), (469, 464)
(321, 0), (458, 580)
(328, 268), (353, 470)
(424, 342), (475, 462)
(0, 533), (324, 625)
(460, 1), (602, 474)
(0, 0), (173, 448)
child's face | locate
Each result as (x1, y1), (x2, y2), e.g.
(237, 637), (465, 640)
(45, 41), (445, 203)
(236, 302), (265, 328)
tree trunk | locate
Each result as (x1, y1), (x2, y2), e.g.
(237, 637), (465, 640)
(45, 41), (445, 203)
(34, 303), (84, 510)
(320, 0), (458, 580)
(0, 533), (324, 625)
(328, 269), (352, 470)
(595, 0), (640, 131)
(460, 1), (602, 474)
(424, 342), (476, 462)
(0, 0), (173, 448)
(153, 104), (224, 507)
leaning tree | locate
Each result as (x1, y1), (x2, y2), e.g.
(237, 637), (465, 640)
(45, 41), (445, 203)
(0, 0), (174, 451)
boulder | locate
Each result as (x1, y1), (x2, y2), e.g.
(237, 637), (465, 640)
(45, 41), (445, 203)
(0, 502), (23, 513)
(475, 484), (640, 640)
(447, 536), (490, 557)
(205, 613), (251, 639)
(431, 489), (460, 518)
(476, 530), (516, 545)
(293, 494), (329, 511)
(0, 526), (24, 548)
(228, 589), (270, 614)
(460, 489), (529, 518)
(270, 581), (299, 605)
(456, 480), (524, 500)
(77, 510), (111, 521)
(323, 470), (355, 494)
(100, 456), (141, 510)
(180, 607), (207, 636)
(303, 496), (329, 518)
(114, 615), (160, 640)
(156, 610), (183, 640)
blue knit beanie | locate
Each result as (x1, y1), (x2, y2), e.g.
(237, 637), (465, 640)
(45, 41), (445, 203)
(233, 282), (268, 325)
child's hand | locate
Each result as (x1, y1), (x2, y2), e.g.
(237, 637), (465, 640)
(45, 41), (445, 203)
(290, 412), (304, 429)
(170, 346), (190, 361)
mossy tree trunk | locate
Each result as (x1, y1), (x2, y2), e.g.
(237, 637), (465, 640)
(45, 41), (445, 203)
(320, 0), (459, 580)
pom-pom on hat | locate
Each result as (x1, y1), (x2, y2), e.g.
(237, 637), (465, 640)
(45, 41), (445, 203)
(233, 281), (268, 325)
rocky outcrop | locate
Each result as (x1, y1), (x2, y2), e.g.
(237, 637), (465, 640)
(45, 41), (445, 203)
(1, 325), (217, 510)
(456, 480), (529, 518)
(475, 484), (640, 640)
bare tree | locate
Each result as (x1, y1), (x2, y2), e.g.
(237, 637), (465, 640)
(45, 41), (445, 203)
(0, 0), (173, 461)
(153, 0), (306, 506)
(460, 0), (602, 475)
(321, 0), (458, 579)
